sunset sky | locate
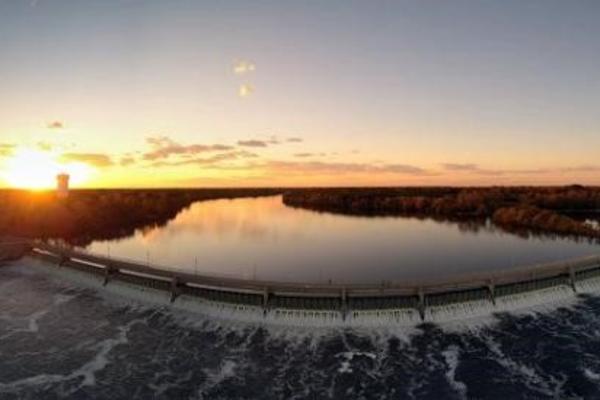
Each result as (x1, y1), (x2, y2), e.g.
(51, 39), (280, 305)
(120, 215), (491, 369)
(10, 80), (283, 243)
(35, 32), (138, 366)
(1, 0), (599, 188)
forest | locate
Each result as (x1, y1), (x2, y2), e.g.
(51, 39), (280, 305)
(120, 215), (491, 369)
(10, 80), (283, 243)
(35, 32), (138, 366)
(282, 186), (600, 241)
(2, 186), (599, 246)
(0, 188), (282, 245)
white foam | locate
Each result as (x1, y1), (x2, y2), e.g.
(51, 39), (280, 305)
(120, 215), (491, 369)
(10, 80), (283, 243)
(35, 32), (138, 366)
(437, 286), (583, 333)
(347, 309), (421, 327)
(196, 360), (238, 399)
(426, 299), (494, 323)
(442, 346), (468, 400)
(584, 368), (600, 381)
(335, 350), (378, 375)
(76, 321), (134, 387)
(575, 276), (600, 294)
(0, 319), (137, 395)
(469, 329), (567, 397)
(495, 285), (576, 312)
(0, 282), (75, 338)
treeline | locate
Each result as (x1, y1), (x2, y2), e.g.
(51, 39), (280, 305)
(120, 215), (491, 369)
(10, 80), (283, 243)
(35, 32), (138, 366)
(0, 189), (282, 245)
(282, 186), (600, 241)
(3, 186), (599, 246)
(492, 206), (599, 239)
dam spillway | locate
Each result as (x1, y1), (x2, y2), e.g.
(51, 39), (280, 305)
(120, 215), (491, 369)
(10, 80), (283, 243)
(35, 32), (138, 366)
(4, 239), (599, 326)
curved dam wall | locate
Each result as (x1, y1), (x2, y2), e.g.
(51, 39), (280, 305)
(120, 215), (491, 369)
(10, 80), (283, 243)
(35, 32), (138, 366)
(7, 239), (600, 326)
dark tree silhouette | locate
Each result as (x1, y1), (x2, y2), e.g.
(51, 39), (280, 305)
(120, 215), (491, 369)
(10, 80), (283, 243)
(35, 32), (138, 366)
(283, 186), (600, 241)
(0, 189), (282, 246)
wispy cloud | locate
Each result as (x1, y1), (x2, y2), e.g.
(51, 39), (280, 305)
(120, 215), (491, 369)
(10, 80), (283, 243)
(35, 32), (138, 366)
(237, 136), (283, 147)
(151, 151), (257, 167)
(0, 144), (15, 157)
(237, 140), (268, 148)
(442, 163), (480, 172)
(233, 60), (256, 75)
(441, 162), (600, 177)
(441, 163), (504, 176)
(143, 136), (234, 161)
(287, 137), (303, 143)
(266, 160), (431, 176)
(47, 121), (64, 130)
(294, 153), (314, 158)
(36, 141), (53, 151)
(60, 153), (114, 167)
(239, 84), (254, 98)
(119, 156), (136, 167)
(559, 165), (600, 173)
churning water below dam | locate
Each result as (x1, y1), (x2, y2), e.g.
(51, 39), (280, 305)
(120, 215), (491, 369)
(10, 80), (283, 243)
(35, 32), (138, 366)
(3, 258), (600, 400)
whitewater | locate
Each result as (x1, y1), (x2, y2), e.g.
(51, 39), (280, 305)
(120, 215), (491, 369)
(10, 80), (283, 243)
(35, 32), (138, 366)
(2, 258), (600, 399)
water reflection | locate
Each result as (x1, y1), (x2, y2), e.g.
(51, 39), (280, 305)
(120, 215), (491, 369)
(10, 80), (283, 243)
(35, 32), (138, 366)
(87, 196), (600, 284)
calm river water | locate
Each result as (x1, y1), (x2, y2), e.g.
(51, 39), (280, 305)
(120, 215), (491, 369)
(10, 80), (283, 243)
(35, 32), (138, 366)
(87, 196), (599, 284)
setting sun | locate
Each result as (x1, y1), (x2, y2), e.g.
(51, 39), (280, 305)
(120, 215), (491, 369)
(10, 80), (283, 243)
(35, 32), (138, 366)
(1, 149), (92, 189)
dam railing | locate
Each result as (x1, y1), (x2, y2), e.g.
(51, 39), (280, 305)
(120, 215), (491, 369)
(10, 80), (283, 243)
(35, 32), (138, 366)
(4, 238), (600, 322)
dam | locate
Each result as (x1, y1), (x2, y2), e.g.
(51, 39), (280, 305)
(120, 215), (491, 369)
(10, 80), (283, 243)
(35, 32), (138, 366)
(3, 238), (600, 326)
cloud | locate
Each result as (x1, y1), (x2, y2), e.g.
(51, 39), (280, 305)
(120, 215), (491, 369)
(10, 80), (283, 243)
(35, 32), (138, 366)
(266, 160), (431, 176)
(294, 153), (314, 158)
(233, 60), (256, 75)
(239, 84), (254, 98)
(151, 151), (257, 167)
(36, 141), (53, 151)
(440, 162), (600, 176)
(236, 136), (282, 147)
(60, 153), (114, 167)
(143, 136), (234, 161)
(120, 156), (136, 166)
(47, 121), (64, 130)
(287, 137), (303, 143)
(146, 136), (173, 148)
(441, 163), (480, 172)
(0, 144), (15, 157)
(441, 163), (504, 176)
(559, 165), (600, 173)
(237, 140), (268, 148)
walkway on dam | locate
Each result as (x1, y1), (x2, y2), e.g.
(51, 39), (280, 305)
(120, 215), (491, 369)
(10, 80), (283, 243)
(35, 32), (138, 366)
(3, 238), (600, 321)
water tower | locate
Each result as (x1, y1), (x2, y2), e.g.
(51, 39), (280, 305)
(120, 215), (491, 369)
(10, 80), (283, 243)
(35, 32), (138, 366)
(56, 173), (70, 198)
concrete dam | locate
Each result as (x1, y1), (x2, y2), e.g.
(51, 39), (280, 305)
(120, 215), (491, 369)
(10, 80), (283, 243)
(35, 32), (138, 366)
(3, 238), (600, 326)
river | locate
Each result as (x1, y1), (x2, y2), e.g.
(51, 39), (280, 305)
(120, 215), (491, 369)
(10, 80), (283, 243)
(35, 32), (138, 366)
(87, 195), (599, 284)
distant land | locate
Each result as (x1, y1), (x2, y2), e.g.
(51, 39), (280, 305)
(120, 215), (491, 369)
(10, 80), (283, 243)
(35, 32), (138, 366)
(283, 186), (600, 242)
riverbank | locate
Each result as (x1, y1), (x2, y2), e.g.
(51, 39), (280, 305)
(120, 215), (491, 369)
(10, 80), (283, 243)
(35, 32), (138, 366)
(283, 186), (600, 241)
(0, 189), (283, 246)
(3, 187), (600, 246)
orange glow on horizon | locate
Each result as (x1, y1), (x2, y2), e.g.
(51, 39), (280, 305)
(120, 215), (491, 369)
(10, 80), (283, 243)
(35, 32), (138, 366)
(1, 149), (93, 190)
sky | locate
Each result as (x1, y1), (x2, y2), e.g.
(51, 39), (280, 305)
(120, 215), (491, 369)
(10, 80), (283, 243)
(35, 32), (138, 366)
(0, 0), (599, 188)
